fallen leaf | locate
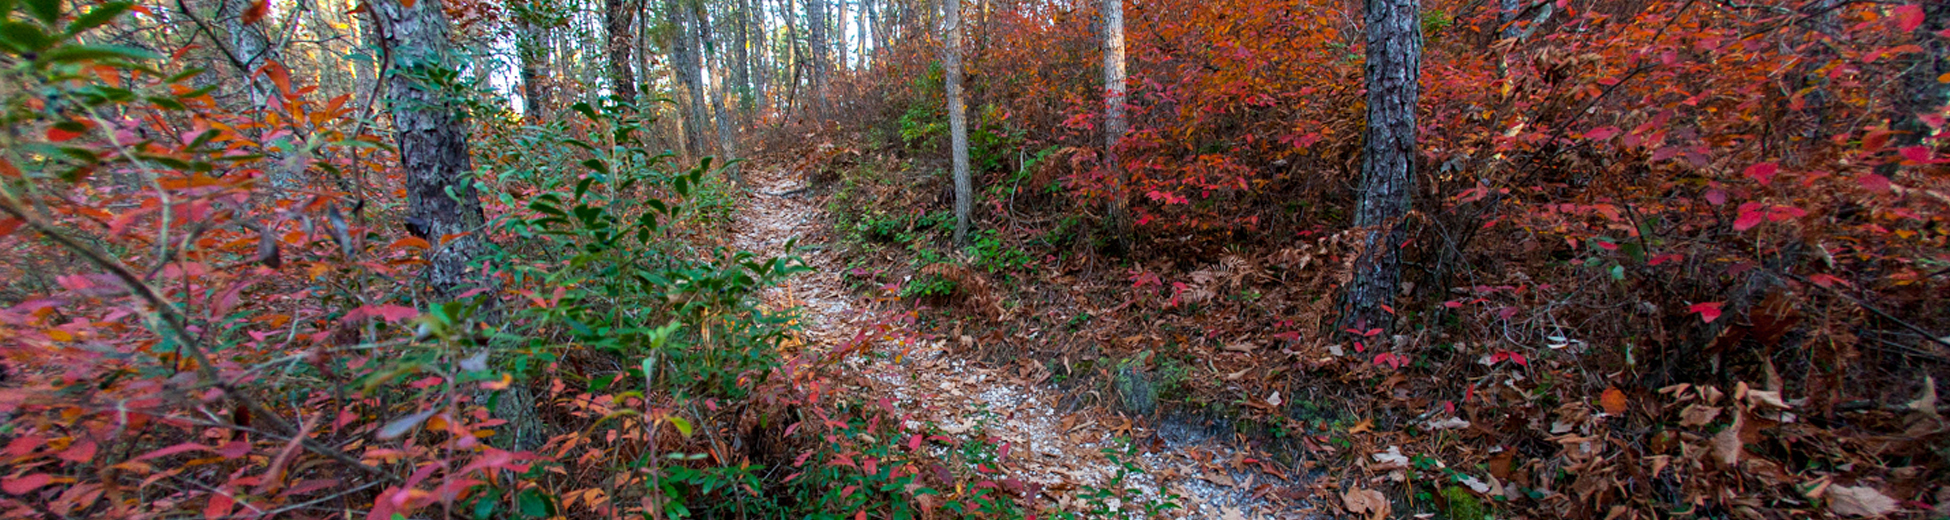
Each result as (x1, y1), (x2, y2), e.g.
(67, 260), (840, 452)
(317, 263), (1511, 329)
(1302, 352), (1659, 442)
(1221, 506), (1247, 520)
(1342, 487), (1391, 520)
(1601, 387), (1628, 415)
(1679, 405), (1721, 427)
(1712, 412), (1745, 466)
(1909, 375), (1938, 416)
(1348, 418), (1374, 434)
(1826, 485), (1900, 517)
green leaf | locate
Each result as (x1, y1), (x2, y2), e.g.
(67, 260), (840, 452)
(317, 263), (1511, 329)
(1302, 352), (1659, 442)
(65, 1), (129, 35)
(0, 21), (51, 52)
(574, 176), (596, 199)
(571, 101), (599, 122)
(21, 0), (56, 24)
(515, 488), (554, 518)
(40, 43), (161, 64)
(668, 415), (693, 438)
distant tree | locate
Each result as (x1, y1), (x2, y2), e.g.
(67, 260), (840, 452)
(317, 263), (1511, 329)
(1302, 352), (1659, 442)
(945, 0), (972, 245)
(1102, 0), (1129, 254)
(606, 0), (640, 103)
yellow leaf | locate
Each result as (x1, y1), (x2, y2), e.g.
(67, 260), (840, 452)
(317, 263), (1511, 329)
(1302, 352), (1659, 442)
(45, 329), (73, 342)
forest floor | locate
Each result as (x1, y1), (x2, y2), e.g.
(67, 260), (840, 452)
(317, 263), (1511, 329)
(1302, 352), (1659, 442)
(728, 166), (1313, 518)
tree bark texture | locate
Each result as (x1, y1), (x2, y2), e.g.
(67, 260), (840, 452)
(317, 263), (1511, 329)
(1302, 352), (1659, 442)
(1102, 0), (1129, 255)
(370, 0), (546, 450)
(945, 0), (971, 245)
(702, 6), (740, 181)
(605, 0), (640, 103)
(371, 0), (488, 301)
(514, 2), (551, 120)
(1336, 0), (1420, 337)
(806, 0), (830, 116)
(668, 0), (711, 158)
(734, 0), (754, 112)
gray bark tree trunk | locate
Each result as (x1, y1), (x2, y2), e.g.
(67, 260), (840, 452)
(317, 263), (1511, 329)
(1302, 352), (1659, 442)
(1335, 0), (1421, 338)
(668, 0), (710, 158)
(514, 2), (551, 120)
(702, 4), (740, 182)
(734, 0), (754, 112)
(369, 0), (545, 451)
(805, 0), (830, 116)
(605, 0), (640, 103)
(945, 0), (971, 245)
(1102, 0), (1129, 255)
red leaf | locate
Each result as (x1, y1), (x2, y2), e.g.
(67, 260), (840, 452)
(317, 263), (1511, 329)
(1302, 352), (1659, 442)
(1897, 4), (1926, 32)
(2, 474), (50, 495)
(0, 218), (21, 239)
(1858, 174), (1892, 192)
(241, 0), (269, 24)
(1704, 188), (1728, 206)
(1584, 126), (1621, 141)
(263, 60), (292, 96)
(1900, 145), (1933, 164)
(1743, 162), (1779, 186)
(1807, 274), (1852, 288)
(1733, 202), (1766, 231)
(57, 440), (96, 463)
(47, 126), (83, 142)
(138, 442), (212, 460)
(204, 492), (235, 519)
(1689, 302), (1724, 324)
(1766, 205), (1807, 223)
(217, 440), (251, 459)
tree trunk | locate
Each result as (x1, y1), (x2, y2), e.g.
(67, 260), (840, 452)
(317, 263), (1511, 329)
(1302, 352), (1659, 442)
(604, 0), (639, 103)
(668, 0), (710, 158)
(368, 0), (545, 451)
(215, 0), (277, 105)
(514, 3), (550, 121)
(734, 0), (754, 113)
(1335, 0), (1421, 339)
(945, 0), (971, 245)
(805, 0), (829, 117)
(702, 3), (741, 182)
(1102, 0), (1130, 255)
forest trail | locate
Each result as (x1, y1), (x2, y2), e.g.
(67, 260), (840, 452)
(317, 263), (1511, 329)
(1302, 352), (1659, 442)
(728, 167), (1301, 519)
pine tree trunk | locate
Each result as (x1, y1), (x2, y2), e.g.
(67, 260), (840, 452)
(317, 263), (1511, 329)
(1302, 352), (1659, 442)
(945, 0), (971, 246)
(1335, 0), (1421, 339)
(369, 0), (546, 451)
(604, 0), (639, 103)
(1102, 0), (1129, 255)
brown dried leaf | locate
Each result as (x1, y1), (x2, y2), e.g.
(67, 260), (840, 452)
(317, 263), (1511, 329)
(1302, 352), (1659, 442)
(1342, 487), (1390, 520)
(1679, 405), (1722, 427)
(1826, 485), (1900, 517)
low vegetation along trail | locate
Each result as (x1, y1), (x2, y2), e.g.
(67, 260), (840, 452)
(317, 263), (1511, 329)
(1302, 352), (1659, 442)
(730, 167), (1301, 518)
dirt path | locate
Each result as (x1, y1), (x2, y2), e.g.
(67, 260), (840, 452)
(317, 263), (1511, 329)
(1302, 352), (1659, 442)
(730, 168), (1297, 519)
